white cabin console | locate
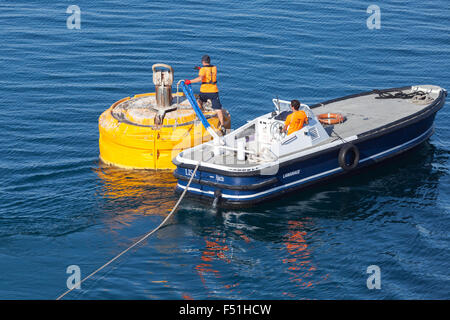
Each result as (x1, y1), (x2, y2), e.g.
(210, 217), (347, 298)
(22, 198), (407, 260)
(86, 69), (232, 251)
(204, 98), (331, 164)
(224, 99), (330, 163)
(266, 99), (330, 157)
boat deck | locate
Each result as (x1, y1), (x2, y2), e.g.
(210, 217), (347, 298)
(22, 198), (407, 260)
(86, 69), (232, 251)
(313, 87), (438, 141)
(178, 86), (440, 168)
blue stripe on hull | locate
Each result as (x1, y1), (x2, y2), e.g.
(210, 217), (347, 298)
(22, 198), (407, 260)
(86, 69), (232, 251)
(176, 111), (437, 204)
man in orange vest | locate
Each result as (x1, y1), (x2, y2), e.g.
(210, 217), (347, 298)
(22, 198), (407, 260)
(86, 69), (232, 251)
(283, 100), (308, 135)
(185, 55), (225, 130)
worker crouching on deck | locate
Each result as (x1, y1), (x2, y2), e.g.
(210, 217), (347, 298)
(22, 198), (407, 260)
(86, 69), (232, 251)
(185, 55), (225, 132)
(283, 99), (308, 135)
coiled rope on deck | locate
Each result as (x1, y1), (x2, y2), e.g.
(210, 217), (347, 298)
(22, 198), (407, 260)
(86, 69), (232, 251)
(56, 162), (200, 300)
(373, 89), (434, 105)
(373, 89), (426, 100)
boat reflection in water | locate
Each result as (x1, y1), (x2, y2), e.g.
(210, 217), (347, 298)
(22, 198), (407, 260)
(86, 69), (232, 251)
(176, 141), (446, 298)
(194, 230), (234, 293)
(182, 213), (329, 298)
(282, 220), (330, 296)
(91, 141), (445, 298)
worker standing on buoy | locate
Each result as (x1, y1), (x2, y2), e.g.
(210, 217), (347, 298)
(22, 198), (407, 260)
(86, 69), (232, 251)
(185, 55), (225, 132)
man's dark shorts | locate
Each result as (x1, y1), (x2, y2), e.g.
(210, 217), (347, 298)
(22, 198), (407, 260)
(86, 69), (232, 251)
(199, 92), (222, 110)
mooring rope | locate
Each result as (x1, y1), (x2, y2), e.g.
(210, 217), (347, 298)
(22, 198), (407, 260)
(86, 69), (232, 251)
(56, 162), (200, 300)
(332, 128), (349, 145)
(373, 89), (427, 100)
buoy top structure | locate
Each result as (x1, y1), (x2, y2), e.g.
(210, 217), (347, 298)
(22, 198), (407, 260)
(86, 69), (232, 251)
(98, 64), (231, 170)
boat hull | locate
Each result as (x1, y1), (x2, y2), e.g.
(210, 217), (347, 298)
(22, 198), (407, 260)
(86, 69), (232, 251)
(174, 88), (445, 207)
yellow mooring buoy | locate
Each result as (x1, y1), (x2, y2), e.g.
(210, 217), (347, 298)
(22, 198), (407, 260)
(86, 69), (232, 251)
(98, 64), (231, 169)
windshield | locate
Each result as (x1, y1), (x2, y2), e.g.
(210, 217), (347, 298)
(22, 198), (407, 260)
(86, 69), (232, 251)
(272, 99), (315, 119)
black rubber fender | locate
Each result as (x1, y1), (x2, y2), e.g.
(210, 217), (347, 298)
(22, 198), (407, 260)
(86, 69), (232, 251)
(338, 143), (360, 170)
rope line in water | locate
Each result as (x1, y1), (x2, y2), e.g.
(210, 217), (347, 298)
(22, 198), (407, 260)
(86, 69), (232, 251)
(56, 162), (200, 300)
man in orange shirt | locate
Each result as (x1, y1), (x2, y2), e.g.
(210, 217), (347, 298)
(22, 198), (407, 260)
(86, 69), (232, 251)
(185, 55), (224, 130)
(283, 100), (308, 135)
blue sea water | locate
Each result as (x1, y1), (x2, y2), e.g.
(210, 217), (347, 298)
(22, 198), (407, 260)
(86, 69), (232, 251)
(0, 0), (449, 299)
